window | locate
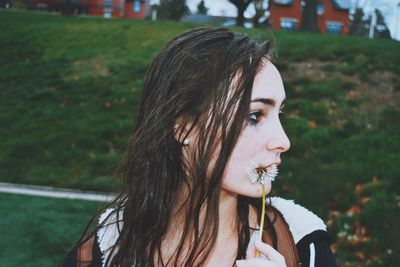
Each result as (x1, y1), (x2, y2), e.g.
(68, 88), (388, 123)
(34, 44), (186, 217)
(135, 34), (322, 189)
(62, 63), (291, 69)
(103, 0), (112, 18)
(133, 0), (141, 13)
(326, 21), (343, 34)
(37, 3), (47, 10)
(317, 2), (325, 15)
(103, 8), (112, 18)
(273, 0), (294, 5)
(280, 17), (298, 31)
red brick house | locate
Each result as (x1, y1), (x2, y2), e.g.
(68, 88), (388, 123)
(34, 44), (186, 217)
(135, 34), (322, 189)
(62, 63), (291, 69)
(31, 0), (150, 19)
(269, 0), (351, 35)
(86, 0), (150, 18)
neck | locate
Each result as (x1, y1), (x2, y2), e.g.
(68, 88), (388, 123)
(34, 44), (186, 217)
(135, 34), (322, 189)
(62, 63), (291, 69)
(204, 190), (258, 266)
(161, 189), (258, 266)
(218, 190), (258, 234)
(218, 190), (239, 237)
(166, 189), (240, 240)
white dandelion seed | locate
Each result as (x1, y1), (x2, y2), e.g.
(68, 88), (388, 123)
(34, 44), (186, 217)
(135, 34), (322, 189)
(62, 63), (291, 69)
(247, 161), (279, 185)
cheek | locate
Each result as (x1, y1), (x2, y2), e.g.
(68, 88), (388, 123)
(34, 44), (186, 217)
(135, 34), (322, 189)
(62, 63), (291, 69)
(219, 127), (271, 197)
(231, 135), (257, 163)
(233, 127), (262, 156)
(223, 129), (261, 178)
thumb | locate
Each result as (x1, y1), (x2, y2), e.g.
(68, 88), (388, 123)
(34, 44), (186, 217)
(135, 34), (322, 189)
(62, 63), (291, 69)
(245, 241), (256, 259)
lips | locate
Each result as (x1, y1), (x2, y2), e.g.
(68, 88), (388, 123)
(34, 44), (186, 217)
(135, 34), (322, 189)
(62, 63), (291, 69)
(247, 161), (280, 185)
(258, 160), (281, 170)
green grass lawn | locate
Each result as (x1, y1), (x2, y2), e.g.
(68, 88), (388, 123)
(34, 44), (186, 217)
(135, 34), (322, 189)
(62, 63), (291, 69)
(0, 193), (104, 266)
(1, 9), (399, 266)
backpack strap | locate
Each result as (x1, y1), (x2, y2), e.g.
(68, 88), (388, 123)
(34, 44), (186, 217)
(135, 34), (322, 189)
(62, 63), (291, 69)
(262, 206), (300, 267)
(77, 236), (95, 267)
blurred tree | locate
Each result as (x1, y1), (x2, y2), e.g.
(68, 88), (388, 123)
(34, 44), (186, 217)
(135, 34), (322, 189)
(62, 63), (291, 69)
(350, 8), (391, 39)
(252, 0), (271, 28)
(301, 0), (318, 32)
(373, 9), (391, 39)
(158, 0), (190, 21)
(229, 0), (253, 27)
(64, 0), (72, 16)
(349, 8), (368, 36)
(196, 0), (208, 15)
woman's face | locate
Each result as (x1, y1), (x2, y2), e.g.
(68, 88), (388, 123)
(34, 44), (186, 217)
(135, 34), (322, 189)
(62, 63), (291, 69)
(221, 61), (290, 198)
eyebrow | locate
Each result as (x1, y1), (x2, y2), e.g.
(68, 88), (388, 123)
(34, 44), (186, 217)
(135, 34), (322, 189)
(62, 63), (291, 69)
(251, 97), (286, 108)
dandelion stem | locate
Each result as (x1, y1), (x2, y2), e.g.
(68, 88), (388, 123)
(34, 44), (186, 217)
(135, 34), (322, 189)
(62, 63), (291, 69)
(256, 184), (266, 258)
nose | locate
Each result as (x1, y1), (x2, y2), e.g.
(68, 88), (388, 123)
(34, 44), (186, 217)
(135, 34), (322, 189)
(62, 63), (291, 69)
(266, 121), (291, 153)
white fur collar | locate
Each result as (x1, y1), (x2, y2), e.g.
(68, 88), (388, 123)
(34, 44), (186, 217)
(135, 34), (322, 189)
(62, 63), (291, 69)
(97, 208), (122, 266)
(96, 197), (326, 265)
(269, 196), (326, 243)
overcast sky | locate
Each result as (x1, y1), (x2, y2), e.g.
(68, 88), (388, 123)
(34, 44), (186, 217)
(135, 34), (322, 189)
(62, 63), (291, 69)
(151, 0), (400, 40)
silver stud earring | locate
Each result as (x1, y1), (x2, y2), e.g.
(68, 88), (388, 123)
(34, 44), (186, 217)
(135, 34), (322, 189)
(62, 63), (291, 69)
(183, 138), (189, 146)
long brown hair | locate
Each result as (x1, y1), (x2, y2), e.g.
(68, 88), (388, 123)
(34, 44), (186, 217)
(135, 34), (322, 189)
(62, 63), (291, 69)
(85, 27), (276, 267)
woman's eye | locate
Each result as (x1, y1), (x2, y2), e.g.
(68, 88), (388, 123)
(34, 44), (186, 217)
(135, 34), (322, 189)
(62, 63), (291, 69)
(279, 110), (285, 117)
(247, 111), (262, 125)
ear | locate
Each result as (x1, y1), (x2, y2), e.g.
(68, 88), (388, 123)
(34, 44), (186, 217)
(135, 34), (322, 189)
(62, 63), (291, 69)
(173, 116), (194, 145)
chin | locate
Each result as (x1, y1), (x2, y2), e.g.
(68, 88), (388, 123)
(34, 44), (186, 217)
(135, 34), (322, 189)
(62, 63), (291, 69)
(221, 179), (272, 199)
(241, 182), (272, 198)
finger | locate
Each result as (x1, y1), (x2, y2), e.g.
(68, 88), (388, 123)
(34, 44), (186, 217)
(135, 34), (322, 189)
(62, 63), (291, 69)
(254, 241), (286, 265)
(236, 258), (276, 267)
(245, 240), (256, 259)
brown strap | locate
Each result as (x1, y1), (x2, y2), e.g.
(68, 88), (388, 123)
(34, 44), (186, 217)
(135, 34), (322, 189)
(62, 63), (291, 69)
(77, 236), (95, 267)
(262, 207), (300, 267)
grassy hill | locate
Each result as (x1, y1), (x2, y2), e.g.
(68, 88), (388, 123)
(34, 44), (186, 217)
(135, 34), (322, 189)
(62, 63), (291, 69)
(1, 9), (399, 266)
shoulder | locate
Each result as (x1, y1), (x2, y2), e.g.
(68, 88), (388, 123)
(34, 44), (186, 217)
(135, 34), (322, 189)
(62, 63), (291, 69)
(61, 208), (121, 267)
(61, 232), (104, 266)
(269, 196), (327, 244)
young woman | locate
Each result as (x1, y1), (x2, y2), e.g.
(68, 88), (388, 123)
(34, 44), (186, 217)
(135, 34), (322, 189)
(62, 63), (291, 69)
(62, 28), (337, 267)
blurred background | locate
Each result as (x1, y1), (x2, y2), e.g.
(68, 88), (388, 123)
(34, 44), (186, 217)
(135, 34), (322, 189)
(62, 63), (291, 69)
(0, 0), (399, 266)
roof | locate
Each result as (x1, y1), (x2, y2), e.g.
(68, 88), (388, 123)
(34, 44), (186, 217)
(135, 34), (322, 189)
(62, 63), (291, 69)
(331, 0), (351, 10)
(272, 0), (351, 10)
(180, 14), (235, 24)
(180, 14), (253, 28)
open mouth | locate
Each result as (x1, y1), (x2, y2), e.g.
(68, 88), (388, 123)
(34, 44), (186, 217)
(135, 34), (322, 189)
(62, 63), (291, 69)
(247, 161), (279, 185)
